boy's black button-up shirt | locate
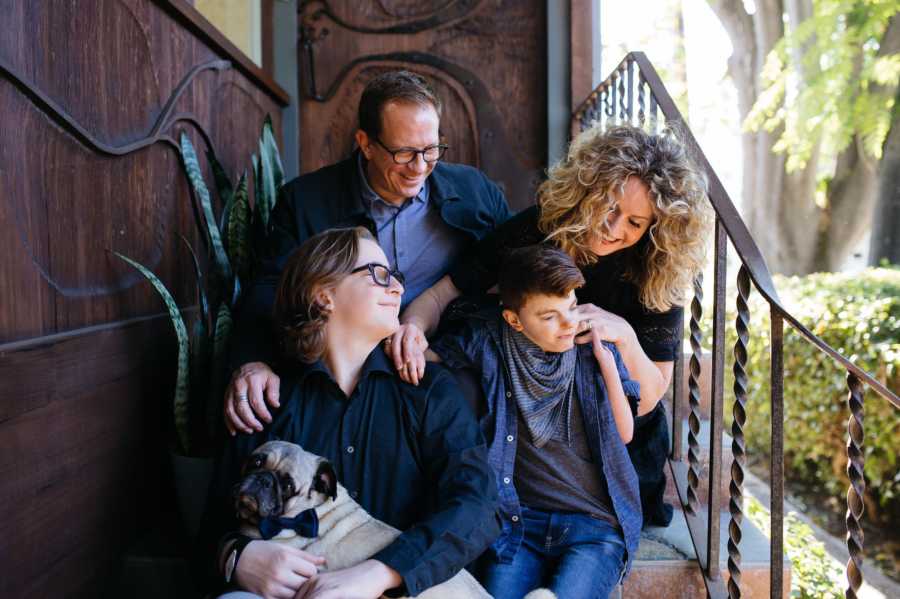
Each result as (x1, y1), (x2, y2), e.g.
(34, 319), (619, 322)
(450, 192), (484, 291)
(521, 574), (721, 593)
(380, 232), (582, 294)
(204, 347), (500, 596)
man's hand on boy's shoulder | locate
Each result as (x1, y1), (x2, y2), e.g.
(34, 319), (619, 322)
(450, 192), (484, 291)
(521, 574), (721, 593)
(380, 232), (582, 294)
(385, 321), (429, 386)
(224, 361), (281, 435)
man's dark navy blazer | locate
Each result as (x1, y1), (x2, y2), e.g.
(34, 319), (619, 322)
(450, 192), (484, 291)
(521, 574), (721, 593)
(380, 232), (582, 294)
(231, 152), (512, 368)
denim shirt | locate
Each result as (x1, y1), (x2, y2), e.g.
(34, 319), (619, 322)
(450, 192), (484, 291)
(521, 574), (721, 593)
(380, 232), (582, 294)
(431, 311), (643, 573)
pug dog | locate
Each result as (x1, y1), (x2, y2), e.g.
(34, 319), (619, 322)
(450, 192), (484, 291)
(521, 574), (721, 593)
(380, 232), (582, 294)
(234, 440), (556, 599)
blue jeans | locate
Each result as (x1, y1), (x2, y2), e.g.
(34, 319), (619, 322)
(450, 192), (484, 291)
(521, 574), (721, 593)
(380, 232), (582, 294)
(480, 507), (626, 599)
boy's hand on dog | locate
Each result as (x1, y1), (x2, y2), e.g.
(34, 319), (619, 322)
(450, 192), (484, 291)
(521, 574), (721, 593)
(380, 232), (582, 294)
(234, 540), (325, 599)
(294, 559), (401, 599)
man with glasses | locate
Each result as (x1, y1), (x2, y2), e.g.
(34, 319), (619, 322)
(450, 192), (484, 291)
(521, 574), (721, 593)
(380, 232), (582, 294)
(226, 70), (512, 435)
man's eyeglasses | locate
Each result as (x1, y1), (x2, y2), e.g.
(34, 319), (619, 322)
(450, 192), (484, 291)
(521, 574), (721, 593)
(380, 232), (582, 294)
(374, 137), (448, 165)
(351, 263), (405, 287)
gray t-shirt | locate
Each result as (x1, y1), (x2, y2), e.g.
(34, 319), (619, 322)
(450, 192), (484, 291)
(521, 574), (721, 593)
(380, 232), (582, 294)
(514, 388), (619, 527)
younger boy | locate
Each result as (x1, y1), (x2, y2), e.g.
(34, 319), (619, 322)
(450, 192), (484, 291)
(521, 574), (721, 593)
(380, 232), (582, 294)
(427, 245), (645, 599)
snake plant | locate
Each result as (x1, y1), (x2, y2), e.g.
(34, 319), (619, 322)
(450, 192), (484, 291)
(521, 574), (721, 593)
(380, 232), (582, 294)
(114, 115), (284, 456)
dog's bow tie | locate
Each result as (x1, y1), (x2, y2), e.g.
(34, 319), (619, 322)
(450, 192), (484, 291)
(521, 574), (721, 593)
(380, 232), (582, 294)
(258, 508), (319, 540)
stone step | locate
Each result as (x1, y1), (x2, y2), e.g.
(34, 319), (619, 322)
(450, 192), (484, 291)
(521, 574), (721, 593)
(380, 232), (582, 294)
(626, 509), (791, 598)
(110, 511), (789, 599)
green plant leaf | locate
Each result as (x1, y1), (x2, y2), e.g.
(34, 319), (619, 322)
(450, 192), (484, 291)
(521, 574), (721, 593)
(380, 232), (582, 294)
(208, 302), (233, 438)
(207, 148), (233, 219)
(189, 317), (210, 434)
(261, 114), (284, 200)
(112, 251), (191, 454)
(252, 152), (267, 240)
(227, 173), (251, 286)
(179, 132), (233, 286)
(178, 234), (209, 329)
(256, 134), (277, 229)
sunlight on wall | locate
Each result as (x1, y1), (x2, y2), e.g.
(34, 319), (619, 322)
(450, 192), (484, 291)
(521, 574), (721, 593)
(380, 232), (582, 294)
(195, 0), (262, 66)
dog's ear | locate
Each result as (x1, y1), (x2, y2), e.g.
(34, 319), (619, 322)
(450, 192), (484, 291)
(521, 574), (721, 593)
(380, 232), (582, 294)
(312, 460), (337, 501)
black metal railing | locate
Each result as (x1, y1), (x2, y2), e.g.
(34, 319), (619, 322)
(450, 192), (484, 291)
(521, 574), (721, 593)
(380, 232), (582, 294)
(571, 52), (900, 599)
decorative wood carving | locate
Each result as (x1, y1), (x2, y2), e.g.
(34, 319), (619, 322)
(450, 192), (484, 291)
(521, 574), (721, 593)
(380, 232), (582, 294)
(297, 0), (546, 211)
(0, 2), (286, 597)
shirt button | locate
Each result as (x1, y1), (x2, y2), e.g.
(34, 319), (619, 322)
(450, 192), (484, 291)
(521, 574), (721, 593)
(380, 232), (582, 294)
(506, 392), (512, 398)
(347, 445), (355, 454)
(351, 490), (358, 499)
(511, 515), (519, 522)
(506, 435), (514, 442)
(503, 477), (511, 484)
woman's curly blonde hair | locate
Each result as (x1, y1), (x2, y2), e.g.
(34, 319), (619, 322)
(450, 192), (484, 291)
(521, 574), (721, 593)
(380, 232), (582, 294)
(537, 124), (712, 312)
(274, 226), (376, 363)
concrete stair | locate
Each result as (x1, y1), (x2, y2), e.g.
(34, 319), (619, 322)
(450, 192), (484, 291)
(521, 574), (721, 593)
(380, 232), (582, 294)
(626, 510), (791, 598)
(632, 349), (791, 597)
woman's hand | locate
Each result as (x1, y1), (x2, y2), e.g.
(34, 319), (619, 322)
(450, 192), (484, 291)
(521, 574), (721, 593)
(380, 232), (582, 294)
(574, 303), (635, 347)
(293, 560), (401, 599)
(224, 362), (281, 435)
(233, 540), (325, 599)
(385, 322), (428, 385)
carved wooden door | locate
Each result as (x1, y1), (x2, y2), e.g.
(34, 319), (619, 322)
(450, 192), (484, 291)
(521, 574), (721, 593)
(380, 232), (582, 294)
(298, 0), (547, 211)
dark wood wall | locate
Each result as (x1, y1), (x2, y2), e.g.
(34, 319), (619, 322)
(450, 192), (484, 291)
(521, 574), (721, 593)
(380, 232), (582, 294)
(297, 0), (548, 212)
(0, 1), (287, 596)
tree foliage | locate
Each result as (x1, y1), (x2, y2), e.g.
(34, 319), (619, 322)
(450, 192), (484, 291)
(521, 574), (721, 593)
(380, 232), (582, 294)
(746, 1), (899, 172)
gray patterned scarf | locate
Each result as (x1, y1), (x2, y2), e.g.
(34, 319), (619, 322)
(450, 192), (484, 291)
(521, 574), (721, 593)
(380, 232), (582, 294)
(501, 321), (578, 448)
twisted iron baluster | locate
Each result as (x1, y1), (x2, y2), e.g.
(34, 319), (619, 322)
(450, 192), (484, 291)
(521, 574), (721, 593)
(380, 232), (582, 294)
(686, 273), (704, 514)
(588, 91), (600, 128)
(637, 74), (646, 127)
(845, 373), (865, 599)
(618, 65), (627, 121)
(727, 266), (750, 598)
(606, 80), (615, 118)
(626, 59), (634, 124)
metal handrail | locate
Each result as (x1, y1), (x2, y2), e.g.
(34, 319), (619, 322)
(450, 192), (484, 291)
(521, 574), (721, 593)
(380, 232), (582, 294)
(572, 52), (899, 599)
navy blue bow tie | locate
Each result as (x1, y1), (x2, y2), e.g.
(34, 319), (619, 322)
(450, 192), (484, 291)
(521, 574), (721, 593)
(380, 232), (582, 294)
(258, 508), (319, 540)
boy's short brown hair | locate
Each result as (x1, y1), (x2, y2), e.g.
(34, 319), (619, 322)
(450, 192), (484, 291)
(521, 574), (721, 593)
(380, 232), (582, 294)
(498, 245), (585, 312)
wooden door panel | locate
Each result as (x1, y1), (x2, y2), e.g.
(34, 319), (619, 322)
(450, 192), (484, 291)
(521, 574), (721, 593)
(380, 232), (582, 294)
(299, 0), (546, 211)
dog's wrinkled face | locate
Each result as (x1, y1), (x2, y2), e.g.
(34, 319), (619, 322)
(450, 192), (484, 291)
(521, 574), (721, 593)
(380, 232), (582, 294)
(233, 441), (337, 524)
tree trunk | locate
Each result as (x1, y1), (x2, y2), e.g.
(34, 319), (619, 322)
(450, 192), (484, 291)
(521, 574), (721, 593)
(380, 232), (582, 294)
(869, 17), (900, 266)
(869, 96), (900, 266)
(707, 0), (897, 274)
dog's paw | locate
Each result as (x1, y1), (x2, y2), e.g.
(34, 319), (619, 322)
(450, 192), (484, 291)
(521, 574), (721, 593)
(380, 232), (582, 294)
(523, 590), (557, 599)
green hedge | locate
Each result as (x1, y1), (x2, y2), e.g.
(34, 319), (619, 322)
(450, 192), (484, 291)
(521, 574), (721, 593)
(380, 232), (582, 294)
(745, 497), (844, 599)
(702, 267), (900, 517)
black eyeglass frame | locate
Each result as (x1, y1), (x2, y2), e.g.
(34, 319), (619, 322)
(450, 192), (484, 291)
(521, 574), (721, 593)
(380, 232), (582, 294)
(374, 137), (449, 165)
(350, 262), (405, 287)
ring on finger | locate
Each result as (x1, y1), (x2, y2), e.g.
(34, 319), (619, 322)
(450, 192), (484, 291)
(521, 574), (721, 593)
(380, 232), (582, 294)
(237, 394), (249, 403)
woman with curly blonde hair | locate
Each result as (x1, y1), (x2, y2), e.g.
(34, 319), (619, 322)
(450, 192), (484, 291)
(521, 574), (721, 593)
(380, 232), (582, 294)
(395, 123), (712, 526)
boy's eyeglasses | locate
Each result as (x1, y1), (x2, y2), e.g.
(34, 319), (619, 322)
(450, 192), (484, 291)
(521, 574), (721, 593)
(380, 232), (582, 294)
(350, 263), (405, 287)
